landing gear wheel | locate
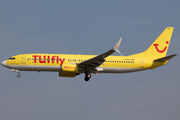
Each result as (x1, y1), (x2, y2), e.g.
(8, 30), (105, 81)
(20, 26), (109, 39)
(84, 77), (89, 81)
(17, 74), (21, 78)
(87, 74), (91, 79)
(84, 73), (91, 82)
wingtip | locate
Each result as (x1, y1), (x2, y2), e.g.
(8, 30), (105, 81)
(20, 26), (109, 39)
(113, 38), (123, 50)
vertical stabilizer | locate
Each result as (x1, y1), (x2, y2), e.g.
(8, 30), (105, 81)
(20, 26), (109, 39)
(130, 27), (174, 58)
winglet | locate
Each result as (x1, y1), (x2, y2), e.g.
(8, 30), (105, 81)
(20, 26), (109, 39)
(113, 38), (122, 51)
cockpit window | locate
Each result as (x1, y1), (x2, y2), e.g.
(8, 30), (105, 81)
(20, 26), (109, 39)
(8, 57), (15, 60)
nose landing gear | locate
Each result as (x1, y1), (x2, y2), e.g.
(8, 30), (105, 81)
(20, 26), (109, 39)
(11, 69), (21, 78)
(17, 73), (21, 78)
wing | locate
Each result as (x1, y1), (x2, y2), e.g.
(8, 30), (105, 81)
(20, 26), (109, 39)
(78, 38), (122, 72)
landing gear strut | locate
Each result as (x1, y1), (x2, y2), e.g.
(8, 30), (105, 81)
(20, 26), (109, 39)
(84, 72), (91, 81)
(11, 69), (21, 78)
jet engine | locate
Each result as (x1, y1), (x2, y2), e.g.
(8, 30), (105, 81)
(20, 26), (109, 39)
(59, 64), (78, 77)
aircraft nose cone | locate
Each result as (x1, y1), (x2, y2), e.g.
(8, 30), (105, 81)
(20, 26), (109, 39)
(1, 60), (7, 66)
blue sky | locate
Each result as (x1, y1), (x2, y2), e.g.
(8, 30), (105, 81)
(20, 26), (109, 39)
(0, 0), (180, 120)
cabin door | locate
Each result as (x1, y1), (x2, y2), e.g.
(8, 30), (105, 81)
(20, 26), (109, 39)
(21, 55), (26, 64)
(140, 58), (144, 68)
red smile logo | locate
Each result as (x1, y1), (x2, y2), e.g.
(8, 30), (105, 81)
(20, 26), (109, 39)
(153, 41), (169, 53)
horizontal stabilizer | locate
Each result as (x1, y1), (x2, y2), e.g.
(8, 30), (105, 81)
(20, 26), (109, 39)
(154, 54), (177, 62)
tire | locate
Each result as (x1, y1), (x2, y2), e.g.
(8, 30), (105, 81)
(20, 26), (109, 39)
(84, 76), (89, 81)
(17, 74), (21, 78)
(87, 74), (91, 78)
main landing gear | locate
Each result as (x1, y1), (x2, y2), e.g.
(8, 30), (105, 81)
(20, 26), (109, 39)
(84, 72), (91, 82)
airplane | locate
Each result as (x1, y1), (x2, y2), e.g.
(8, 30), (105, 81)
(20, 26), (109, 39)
(1, 27), (177, 81)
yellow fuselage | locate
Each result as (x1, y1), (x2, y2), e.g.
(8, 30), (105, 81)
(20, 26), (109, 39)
(5, 54), (166, 73)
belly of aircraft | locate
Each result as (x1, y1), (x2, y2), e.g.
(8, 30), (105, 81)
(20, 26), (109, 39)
(6, 65), (144, 73)
(6, 65), (61, 71)
(99, 67), (144, 73)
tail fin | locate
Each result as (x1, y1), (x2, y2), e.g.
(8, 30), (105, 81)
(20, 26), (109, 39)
(130, 27), (174, 58)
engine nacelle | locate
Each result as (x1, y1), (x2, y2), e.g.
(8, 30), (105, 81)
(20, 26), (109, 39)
(61, 64), (78, 73)
(59, 64), (78, 77)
